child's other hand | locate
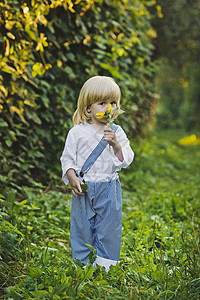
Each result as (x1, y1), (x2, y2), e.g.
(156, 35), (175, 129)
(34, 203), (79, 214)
(70, 177), (85, 198)
(67, 169), (85, 198)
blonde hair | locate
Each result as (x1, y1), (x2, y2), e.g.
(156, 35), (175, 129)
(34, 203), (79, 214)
(73, 76), (121, 125)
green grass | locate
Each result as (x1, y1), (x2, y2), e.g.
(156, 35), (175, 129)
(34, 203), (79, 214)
(0, 129), (200, 299)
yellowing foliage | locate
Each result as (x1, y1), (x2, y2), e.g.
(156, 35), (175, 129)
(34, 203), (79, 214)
(178, 135), (200, 146)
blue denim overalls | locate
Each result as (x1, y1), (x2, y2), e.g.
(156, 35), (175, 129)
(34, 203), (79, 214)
(70, 124), (122, 269)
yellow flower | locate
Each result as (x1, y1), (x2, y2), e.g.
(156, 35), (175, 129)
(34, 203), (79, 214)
(96, 103), (123, 151)
(96, 112), (105, 119)
(96, 103), (113, 119)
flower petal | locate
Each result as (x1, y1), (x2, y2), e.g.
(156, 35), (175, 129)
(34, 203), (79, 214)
(96, 112), (105, 119)
(107, 103), (112, 112)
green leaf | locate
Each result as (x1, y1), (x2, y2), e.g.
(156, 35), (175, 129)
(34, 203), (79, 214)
(81, 184), (88, 191)
(111, 107), (119, 114)
(0, 120), (8, 127)
(100, 63), (123, 79)
(27, 267), (43, 277)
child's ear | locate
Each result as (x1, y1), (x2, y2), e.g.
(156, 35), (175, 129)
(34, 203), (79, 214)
(87, 105), (91, 113)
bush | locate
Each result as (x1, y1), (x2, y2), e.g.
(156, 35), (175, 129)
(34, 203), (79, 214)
(0, 0), (156, 194)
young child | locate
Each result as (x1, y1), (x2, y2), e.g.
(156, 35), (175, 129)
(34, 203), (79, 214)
(60, 76), (134, 271)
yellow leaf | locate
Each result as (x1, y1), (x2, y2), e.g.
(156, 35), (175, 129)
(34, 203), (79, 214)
(57, 60), (63, 67)
(24, 100), (35, 107)
(10, 106), (26, 123)
(117, 48), (125, 56)
(7, 32), (15, 40)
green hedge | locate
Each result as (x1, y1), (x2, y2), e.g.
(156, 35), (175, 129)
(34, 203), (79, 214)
(0, 0), (156, 194)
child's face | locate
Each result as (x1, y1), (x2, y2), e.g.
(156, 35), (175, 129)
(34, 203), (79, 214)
(88, 100), (117, 125)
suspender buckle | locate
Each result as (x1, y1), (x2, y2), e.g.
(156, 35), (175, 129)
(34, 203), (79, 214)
(79, 171), (84, 178)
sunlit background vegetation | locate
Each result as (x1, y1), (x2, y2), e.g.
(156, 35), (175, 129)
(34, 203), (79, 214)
(0, 0), (199, 299)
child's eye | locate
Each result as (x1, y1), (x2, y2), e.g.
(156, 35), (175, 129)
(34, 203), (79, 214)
(111, 101), (116, 106)
(99, 102), (105, 106)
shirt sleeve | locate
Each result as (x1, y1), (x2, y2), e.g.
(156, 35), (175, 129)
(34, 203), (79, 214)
(60, 128), (78, 185)
(111, 126), (134, 170)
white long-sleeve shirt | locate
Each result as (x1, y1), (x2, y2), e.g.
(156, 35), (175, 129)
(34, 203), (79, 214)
(60, 122), (134, 185)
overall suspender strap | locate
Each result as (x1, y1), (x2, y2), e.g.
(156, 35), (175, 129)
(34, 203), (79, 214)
(78, 124), (118, 180)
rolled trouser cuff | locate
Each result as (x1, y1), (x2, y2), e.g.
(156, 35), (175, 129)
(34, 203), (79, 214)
(95, 255), (118, 272)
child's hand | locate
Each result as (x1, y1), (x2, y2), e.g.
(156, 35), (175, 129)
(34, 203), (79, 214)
(104, 126), (119, 148)
(67, 169), (85, 198)
(104, 126), (124, 162)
